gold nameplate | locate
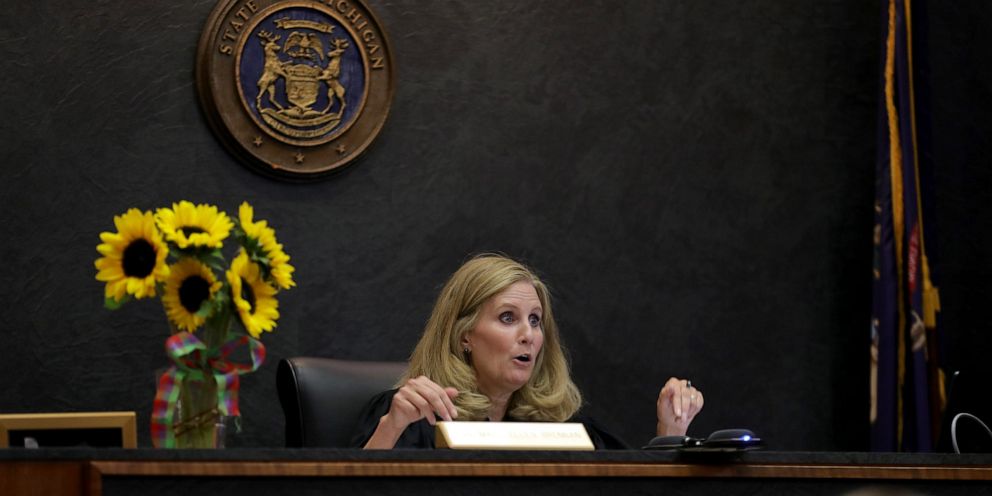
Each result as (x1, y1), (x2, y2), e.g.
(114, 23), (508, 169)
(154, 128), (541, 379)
(435, 421), (594, 450)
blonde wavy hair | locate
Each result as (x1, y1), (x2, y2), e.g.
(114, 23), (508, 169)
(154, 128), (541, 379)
(401, 254), (582, 422)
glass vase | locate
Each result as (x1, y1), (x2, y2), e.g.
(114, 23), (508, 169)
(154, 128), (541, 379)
(175, 373), (222, 448)
(172, 317), (230, 449)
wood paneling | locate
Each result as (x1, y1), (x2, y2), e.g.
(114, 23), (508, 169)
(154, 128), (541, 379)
(3, 457), (991, 496)
(89, 459), (992, 480)
(0, 462), (85, 496)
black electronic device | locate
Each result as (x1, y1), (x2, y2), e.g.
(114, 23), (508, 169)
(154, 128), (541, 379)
(642, 435), (701, 450)
(643, 429), (763, 451)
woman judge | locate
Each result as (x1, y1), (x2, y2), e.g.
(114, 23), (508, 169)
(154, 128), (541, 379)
(352, 254), (704, 449)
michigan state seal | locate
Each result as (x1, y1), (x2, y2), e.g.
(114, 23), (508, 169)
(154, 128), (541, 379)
(196, 0), (394, 180)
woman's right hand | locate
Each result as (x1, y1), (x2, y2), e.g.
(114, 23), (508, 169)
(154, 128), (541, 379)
(385, 375), (460, 428)
(365, 376), (458, 449)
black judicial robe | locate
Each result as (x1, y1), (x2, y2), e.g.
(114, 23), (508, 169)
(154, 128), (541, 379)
(349, 389), (630, 449)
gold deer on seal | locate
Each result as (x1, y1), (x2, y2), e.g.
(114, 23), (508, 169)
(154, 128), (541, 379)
(318, 38), (349, 115)
(256, 30), (286, 111)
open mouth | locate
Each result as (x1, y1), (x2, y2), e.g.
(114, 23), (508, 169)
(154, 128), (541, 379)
(514, 354), (532, 363)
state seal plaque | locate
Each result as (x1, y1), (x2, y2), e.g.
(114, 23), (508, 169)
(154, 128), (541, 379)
(196, 0), (394, 180)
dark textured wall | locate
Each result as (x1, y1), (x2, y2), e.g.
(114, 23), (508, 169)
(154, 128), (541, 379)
(923, 3), (992, 391)
(7, 0), (982, 451)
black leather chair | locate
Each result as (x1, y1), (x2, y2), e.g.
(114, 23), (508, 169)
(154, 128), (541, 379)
(277, 357), (407, 447)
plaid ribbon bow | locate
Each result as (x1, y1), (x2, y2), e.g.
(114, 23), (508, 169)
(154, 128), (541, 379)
(151, 332), (266, 448)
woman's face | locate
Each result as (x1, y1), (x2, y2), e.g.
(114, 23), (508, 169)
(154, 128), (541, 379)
(463, 280), (545, 400)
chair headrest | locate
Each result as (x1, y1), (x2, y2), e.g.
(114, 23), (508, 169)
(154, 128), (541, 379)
(277, 357), (407, 447)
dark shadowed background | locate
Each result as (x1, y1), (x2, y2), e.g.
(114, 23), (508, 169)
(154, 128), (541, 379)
(0, 0), (989, 450)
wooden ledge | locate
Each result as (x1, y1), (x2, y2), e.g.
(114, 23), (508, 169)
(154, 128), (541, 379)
(89, 460), (992, 480)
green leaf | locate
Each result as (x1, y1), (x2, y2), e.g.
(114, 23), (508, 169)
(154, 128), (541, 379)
(213, 291), (229, 308)
(171, 245), (198, 260)
(104, 296), (129, 310)
(194, 298), (215, 318)
(198, 249), (227, 273)
(206, 260), (226, 274)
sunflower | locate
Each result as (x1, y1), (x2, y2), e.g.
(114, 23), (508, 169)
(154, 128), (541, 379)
(264, 239), (296, 290)
(238, 202), (296, 289)
(155, 201), (233, 250)
(238, 201), (268, 240)
(95, 208), (170, 301)
(227, 251), (279, 338)
(161, 258), (223, 332)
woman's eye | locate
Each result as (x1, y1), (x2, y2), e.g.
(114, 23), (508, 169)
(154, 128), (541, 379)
(529, 314), (541, 327)
(499, 311), (514, 323)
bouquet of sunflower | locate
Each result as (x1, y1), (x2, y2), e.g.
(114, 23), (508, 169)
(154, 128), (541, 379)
(94, 200), (295, 448)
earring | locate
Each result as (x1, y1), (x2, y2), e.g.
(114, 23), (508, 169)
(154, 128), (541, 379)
(463, 347), (471, 354)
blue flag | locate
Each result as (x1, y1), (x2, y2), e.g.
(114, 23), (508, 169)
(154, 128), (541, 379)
(870, 0), (944, 452)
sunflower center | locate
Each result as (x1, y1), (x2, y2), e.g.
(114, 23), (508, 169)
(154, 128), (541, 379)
(122, 239), (156, 278)
(179, 226), (207, 238)
(240, 278), (256, 312)
(179, 276), (211, 313)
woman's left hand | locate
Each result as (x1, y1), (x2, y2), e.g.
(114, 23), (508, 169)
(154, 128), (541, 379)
(656, 377), (704, 436)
